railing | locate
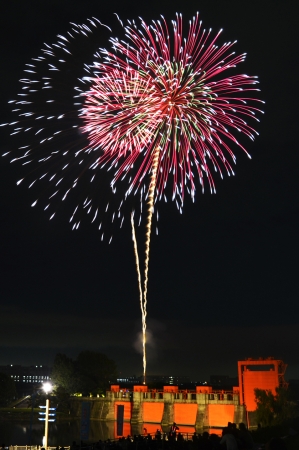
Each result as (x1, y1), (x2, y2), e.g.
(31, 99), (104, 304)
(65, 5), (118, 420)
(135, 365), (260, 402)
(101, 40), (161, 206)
(8, 447), (70, 450)
(90, 433), (220, 444)
(112, 391), (131, 399)
(114, 432), (222, 441)
(111, 389), (236, 402)
(6, 434), (223, 449)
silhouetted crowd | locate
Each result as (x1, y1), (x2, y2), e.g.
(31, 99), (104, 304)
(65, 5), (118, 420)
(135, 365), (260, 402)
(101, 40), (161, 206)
(67, 422), (288, 450)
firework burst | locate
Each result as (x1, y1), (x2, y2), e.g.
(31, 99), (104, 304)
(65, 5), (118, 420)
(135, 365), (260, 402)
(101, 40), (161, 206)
(2, 13), (264, 381)
(80, 13), (263, 207)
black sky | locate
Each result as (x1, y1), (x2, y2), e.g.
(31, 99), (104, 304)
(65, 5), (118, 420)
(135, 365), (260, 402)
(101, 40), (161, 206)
(0, 0), (299, 380)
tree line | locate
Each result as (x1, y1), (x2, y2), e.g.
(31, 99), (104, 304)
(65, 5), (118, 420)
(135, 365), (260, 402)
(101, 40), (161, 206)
(52, 350), (117, 396)
(0, 350), (117, 407)
(254, 387), (298, 427)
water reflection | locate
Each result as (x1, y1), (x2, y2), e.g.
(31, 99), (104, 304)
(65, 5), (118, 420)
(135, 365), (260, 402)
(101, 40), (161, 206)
(0, 421), (220, 446)
(0, 420), (116, 446)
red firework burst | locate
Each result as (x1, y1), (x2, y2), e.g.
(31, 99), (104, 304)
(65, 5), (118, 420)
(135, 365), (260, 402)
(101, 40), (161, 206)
(80, 13), (264, 211)
(2, 13), (263, 235)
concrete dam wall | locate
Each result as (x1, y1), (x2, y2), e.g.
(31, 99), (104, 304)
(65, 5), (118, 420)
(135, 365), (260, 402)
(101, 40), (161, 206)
(70, 385), (246, 431)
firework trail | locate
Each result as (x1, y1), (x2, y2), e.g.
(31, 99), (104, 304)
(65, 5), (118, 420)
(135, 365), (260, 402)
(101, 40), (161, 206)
(131, 147), (159, 383)
(2, 13), (264, 381)
(131, 212), (146, 379)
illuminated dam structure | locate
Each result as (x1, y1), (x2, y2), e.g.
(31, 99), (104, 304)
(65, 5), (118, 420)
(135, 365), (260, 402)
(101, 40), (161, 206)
(106, 384), (245, 431)
(70, 358), (287, 433)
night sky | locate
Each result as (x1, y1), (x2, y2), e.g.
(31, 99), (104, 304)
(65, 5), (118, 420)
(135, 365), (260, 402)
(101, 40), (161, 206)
(0, 0), (298, 381)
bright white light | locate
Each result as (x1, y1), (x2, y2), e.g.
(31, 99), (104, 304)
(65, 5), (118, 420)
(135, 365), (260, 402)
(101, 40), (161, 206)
(42, 382), (52, 394)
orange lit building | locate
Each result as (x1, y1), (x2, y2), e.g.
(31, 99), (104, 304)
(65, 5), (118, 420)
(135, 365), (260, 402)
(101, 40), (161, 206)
(70, 357), (288, 436)
(106, 358), (288, 430)
(238, 357), (287, 411)
(104, 383), (245, 431)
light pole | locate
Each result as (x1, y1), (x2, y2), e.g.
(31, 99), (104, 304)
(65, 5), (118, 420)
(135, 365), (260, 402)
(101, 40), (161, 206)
(29, 386), (38, 446)
(42, 382), (52, 450)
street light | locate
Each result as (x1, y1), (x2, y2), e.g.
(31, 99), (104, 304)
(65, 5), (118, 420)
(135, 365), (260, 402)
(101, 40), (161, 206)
(43, 382), (52, 395)
(29, 382), (53, 446)
(42, 382), (53, 450)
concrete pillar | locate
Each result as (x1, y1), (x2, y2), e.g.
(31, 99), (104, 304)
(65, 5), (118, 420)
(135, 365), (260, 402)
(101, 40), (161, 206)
(195, 394), (209, 430)
(233, 404), (246, 425)
(161, 393), (174, 426)
(131, 423), (144, 436)
(131, 391), (144, 423)
(195, 403), (209, 429)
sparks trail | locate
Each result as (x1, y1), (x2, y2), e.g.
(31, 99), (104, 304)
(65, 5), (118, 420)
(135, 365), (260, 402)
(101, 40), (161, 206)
(131, 212), (146, 381)
(2, 13), (264, 380)
(141, 146), (160, 383)
(131, 146), (160, 384)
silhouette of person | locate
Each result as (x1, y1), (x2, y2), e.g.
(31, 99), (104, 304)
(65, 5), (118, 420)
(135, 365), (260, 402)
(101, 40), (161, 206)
(169, 422), (179, 439)
(220, 427), (238, 450)
(238, 422), (254, 449)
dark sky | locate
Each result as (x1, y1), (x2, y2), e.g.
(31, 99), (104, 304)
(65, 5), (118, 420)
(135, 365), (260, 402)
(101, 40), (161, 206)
(0, 0), (298, 381)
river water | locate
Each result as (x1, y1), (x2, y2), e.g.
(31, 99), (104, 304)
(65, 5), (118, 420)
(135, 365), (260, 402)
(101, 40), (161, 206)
(0, 420), (199, 446)
(0, 419), (113, 446)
